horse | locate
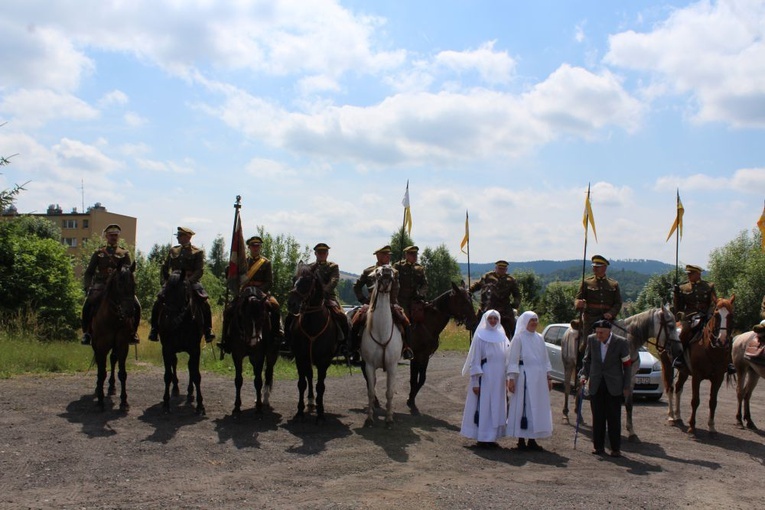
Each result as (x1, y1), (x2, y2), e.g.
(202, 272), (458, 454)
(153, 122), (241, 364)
(660, 297), (735, 436)
(732, 325), (765, 429)
(474, 280), (516, 338)
(91, 264), (136, 411)
(228, 286), (279, 417)
(607, 305), (680, 441)
(287, 262), (345, 423)
(157, 271), (205, 415)
(560, 323), (586, 423)
(406, 281), (477, 414)
(361, 264), (403, 428)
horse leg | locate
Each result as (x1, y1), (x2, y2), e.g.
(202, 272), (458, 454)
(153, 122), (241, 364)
(562, 366), (571, 424)
(688, 376), (701, 437)
(117, 351), (129, 412)
(262, 345), (278, 410)
(364, 361), (377, 427)
(172, 355), (180, 397)
(625, 392), (637, 441)
(406, 359), (427, 415)
(315, 363), (328, 424)
(674, 372), (688, 425)
(189, 349), (204, 416)
(233, 355), (244, 418)
(252, 353), (265, 413)
(296, 360), (308, 420)
(162, 349), (175, 413)
(359, 362), (380, 408)
(108, 350), (118, 397)
(661, 356), (678, 422)
(708, 377), (722, 437)
(744, 371), (759, 430)
(384, 361), (396, 429)
(94, 350), (108, 411)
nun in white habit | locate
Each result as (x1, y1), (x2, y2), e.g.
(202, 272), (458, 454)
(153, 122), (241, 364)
(460, 309), (511, 447)
(506, 311), (554, 451)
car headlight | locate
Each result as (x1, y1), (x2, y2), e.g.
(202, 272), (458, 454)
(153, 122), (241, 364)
(652, 361), (662, 372)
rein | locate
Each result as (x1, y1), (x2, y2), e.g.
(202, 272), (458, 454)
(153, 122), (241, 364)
(642, 308), (678, 354)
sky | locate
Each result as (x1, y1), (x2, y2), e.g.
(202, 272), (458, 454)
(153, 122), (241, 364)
(1, 0), (764, 274)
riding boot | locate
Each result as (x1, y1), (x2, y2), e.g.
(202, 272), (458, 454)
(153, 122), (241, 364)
(672, 354), (685, 369)
(402, 325), (414, 360)
(81, 299), (92, 345)
(148, 299), (161, 341)
(129, 297), (141, 345)
(271, 308), (284, 340)
(202, 299), (215, 343)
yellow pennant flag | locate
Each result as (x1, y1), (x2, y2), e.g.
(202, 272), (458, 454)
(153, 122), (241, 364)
(402, 181), (412, 236)
(758, 201), (765, 252)
(582, 185), (597, 242)
(460, 210), (469, 254)
(666, 190), (684, 242)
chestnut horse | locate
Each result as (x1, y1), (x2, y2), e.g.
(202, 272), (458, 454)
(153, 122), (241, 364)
(406, 281), (477, 414)
(287, 262), (345, 423)
(157, 271), (205, 415)
(91, 264), (136, 411)
(228, 286), (279, 417)
(732, 325), (765, 429)
(660, 296), (734, 436)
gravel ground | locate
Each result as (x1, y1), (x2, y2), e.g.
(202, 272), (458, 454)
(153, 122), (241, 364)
(1, 350), (764, 509)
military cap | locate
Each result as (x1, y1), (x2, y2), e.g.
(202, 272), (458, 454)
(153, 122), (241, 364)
(754, 321), (765, 334)
(313, 243), (330, 251)
(404, 245), (419, 253)
(177, 226), (195, 236)
(593, 319), (612, 330)
(685, 264), (703, 274)
(103, 224), (121, 234)
(495, 260), (509, 268)
(591, 255), (609, 267)
(247, 236), (263, 246)
(373, 245), (392, 255)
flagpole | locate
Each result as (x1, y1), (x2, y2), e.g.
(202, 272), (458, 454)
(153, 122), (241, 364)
(225, 195), (242, 310)
(400, 180), (410, 261)
(580, 184), (591, 292)
(674, 189), (680, 286)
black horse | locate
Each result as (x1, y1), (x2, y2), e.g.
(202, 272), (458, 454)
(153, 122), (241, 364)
(157, 270), (205, 415)
(287, 262), (345, 423)
(228, 286), (279, 416)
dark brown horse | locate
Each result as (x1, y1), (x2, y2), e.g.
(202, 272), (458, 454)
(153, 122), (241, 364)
(287, 262), (345, 423)
(91, 264), (136, 411)
(228, 286), (279, 417)
(661, 296), (735, 436)
(406, 282), (477, 414)
(157, 271), (205, 415)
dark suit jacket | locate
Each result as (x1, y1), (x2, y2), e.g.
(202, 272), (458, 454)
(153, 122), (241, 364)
(581, 333), (631, 396)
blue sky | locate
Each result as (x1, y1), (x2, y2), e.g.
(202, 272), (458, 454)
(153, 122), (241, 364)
(1, 0), (764, 273)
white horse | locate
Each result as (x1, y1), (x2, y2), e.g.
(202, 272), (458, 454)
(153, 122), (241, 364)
(732, 325), (765, 430)
(361, 265), (403, 429)
(560, 323), (585, 423)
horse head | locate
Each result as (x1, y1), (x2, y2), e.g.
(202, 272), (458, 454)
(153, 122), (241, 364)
(291, 262), (322, 310)
(447, 281), (477, 329)
(237, 285), (269, 345)
(708, 295), (735, 347)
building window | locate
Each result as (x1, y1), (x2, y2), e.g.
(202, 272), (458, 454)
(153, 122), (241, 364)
(62, 238), (77, 247)
(62, 219), (77, 229)
(82, 238), (89, 246)
(82, 219), (89, 229)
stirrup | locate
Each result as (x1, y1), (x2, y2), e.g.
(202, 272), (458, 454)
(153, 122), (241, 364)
(81, 333), (91, 345)
(129, 333), (140, 345)
(204, 330), (216, 343)
(148, 328), (159, 342)
(727, 363), (736, 375)
(402, 346), (414, 360)
(672, 357), (684, 369)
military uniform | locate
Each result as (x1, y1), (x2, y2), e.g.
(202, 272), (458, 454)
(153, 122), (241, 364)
(309, 259), (340, 302)
(149, 227), (214, 342)
(575, 256), (622, 336)
(353, 264), (400, 305)
(81, 224), (141, 345)
(470, 263), (520, 337)
(393, 256), (428, 315)
(241, 255), (273, 292)
(674, 280), (716, 318)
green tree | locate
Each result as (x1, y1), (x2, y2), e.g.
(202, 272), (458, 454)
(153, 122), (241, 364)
(512, 269), (542, 313)
(538, 281), (578, 324)
(390, 229), (415, 262)
(148, 242), (172, 265)
(420, 244), (462, 299)
(207, 234), (227, 281)
(134, 250), (161, 320)
(708, 229), (765, 330)
(256, 226), (311, 313)
(634, 270), (676, 312)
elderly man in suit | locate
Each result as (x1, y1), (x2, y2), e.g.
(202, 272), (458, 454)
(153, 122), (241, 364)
(579, 319), (632, 458)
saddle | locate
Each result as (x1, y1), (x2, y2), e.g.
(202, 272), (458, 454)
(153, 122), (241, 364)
(744, 336), (765, 365)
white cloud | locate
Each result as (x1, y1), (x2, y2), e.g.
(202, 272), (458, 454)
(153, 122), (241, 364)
(136, 158), (195, 174)
(0, 89), (98, 128)
(605, 0), (765, 127)
(53, 138), (122, 175)
(124, 112), (147, 127)
(433, 41), (516, 85)
(100, 90), (129, 107)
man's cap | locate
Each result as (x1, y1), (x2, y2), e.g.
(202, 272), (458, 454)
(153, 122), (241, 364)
(495, 260), (509, 268)
(177, 226), (195, 236)
(404, 245), (419, 253)
(247, 236), (263, 246)
(103, 224), (121, 234)
(685, 264), (703, 274)
(754, 320), (765, 334)
(593, 319), (612, 330)
(313, 243), (330, 251)
(374, 245), (392, 255)
(591, 255), (609, 267)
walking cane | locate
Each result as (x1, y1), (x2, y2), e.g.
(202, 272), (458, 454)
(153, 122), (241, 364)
(574, 384), (584, 449)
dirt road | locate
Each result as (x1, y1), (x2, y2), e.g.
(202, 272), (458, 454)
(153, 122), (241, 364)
(1, 352), (763, 509)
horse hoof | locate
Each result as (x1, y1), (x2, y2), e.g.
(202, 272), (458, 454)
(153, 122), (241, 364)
(119, 403), (130, 413)
(196, 406), (206, 416)
(307, 404), (316, 412)
(385, 421), (394, 430)
(364, 418), (374, 428)
(108, 389), (116, 397)
(172, 388), (180, 397)
(627, 434), (639, 443)
(747, 422), (758, 430)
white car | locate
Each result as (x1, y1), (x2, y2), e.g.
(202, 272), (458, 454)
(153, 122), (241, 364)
(542, 323), (664, 400)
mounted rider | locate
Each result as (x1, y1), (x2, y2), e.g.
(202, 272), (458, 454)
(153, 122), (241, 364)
(306, 243), (350, 342)
(574, 255), (622, 339)
(469, 260), (520, 337)
(218, 235), (284, 355)
(81, 224), (141, 345)
(671, 264), (722, 370)
(148, 227), (215, 343)
(350, 245), (413, 360)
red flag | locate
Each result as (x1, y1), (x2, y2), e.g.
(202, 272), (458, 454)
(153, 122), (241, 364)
(227, 203), (246, 296)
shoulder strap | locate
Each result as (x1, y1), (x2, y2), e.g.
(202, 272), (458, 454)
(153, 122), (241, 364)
(243, 257), (267, 285)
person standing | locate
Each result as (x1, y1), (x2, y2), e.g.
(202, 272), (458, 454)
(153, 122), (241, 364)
(469, 260), (520, 337)
(506, 311), (554, 451)
(575, 255), (622, 338)
(81, 224), (140, 345)
(460, 309), (511, 448)
(579, 319), (632, 458)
